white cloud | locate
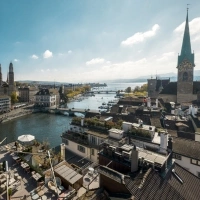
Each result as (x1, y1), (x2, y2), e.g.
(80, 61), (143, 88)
(43, 50), (53, 59)
(86, 58), (105, 66)
(14, 59), (19, 62)
(106, 61), (111, 64)
(58, 53), (64, 56)
(157, 52), (175, 62)
(41, 69), (44, 72)
(68, 50), (72, 54)
(121, 24), (160, 46)
(31, 54), (39, 59)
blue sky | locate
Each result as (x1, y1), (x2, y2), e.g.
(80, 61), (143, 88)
(0, 0), (200, 83)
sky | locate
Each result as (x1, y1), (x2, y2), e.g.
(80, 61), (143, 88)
(1, 0), (200, 83)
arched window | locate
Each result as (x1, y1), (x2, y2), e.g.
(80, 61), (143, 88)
(183, 72), (188, 81)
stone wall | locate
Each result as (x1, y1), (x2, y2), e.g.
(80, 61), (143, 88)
(177, 93), (196, 103)
(158, 94), (177, 103)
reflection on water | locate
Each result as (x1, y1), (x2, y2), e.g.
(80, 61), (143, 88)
(0, 113), (71, 148)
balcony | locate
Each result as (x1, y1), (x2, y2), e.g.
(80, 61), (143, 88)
(61, 131), (100, 149)
(62, 131), (89, 146)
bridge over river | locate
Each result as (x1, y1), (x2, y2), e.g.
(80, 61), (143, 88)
(86, 90), (118, 94)
(49, 107), (100, 116)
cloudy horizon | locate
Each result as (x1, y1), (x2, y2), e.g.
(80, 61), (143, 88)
(1, 0), (200, 83)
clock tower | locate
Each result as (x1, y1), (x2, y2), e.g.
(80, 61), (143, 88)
(177, 9), (195, 103)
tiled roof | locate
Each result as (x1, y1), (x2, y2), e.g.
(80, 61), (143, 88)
(98, 166), (124, 184)
(150, 117), (162, 128)
(172, 137), (200, 160)
(35, 88), (51, 96)
(125, 164), (200, 200)
(159, 82), (177, 95)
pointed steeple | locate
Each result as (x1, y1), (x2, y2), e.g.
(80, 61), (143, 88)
(181, 8), (191, 56)
(177, 9), (194, 66)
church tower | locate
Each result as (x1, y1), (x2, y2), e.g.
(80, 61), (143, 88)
(8, 62), (14, 86)
(177, 9), (195, 103)
(0, 64), (2, 86)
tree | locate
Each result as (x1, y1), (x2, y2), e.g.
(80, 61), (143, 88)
(133, 86), (140, 93)
(125, 87), (132, 93)
(11, 92), (18, 105)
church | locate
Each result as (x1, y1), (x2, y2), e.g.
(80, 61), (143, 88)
(0, 62), (16, 96)
(148, 10), (200, 104)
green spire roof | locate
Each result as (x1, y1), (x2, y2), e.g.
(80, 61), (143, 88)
(181, 9), (191, 56)
(177, 9), (194, 66)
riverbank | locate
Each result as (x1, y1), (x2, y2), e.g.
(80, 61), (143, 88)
(1, 109), (33, 123)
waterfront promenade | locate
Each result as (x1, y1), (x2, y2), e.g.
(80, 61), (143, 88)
(0, 106), (33, 123)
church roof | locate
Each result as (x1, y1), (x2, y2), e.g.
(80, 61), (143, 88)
(155, 79), (170, 92)
(159, 81), (200, 95)
(159, 82), (177, 95)
(178, 10), (194, 66)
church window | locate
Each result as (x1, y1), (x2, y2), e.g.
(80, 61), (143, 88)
(182, 72), (188, 81)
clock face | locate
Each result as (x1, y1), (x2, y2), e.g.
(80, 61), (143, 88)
(179, 60), (192, 71)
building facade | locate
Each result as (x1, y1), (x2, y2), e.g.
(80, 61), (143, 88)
(34, 88), (56, 108)
(0, 96), (11, 113)
(18, 88), (29, 102)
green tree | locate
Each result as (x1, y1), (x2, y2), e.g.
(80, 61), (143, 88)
(11, 92), (18, 104)
(125, 87), (132, 93)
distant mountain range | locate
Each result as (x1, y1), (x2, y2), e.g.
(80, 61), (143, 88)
(17, 70), (200, 85)
(107, 70), (200, 83)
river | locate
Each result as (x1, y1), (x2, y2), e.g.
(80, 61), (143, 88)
(0, 82), (145, 147)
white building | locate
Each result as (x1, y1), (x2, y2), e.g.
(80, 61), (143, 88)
(172, 137), (200, 178)
(61, 122), (108, 163)
(34, 88), (56, 108)
(0, 95), (11, 113)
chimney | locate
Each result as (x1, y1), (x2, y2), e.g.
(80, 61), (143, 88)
(81, 117), (84, 126)
(160, 131), (168, 151)
(155, 99), (158, 108)
(168, 137), (173, 150)
(60, 143), (66, 160)
(147, 97), (151, 108)
(131, 145), (138, 172)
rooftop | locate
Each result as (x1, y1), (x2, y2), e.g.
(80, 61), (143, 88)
(172, 137), (200, 160)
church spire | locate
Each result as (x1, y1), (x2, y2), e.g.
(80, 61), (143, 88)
(181, 8), (191, 57)
(178, 8), (194, 66)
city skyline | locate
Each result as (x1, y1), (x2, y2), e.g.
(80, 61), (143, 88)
(1, 0), (200, 82)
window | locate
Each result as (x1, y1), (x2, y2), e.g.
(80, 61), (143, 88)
(173, 153), (182, 160)
(91, 136), (96, 144)
(78, 145), (85, 153)
(191, 159), (200, 166)
(183, 72), (188, 81)
(191, 159), (197, 164)
(91, 148), (95, 156)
